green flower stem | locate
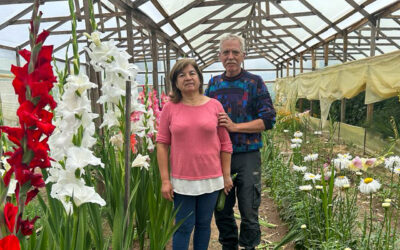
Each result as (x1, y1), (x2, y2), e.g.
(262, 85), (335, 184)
(68, 0), (80, 74)
(367, 193), (373, 248)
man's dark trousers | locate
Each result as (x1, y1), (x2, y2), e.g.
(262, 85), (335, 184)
(215, 151), (261, 250)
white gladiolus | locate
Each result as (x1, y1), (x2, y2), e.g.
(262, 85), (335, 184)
(110, 133), (124, 150)
(47, 61), (106, 212)
(132, 154), (150, 170)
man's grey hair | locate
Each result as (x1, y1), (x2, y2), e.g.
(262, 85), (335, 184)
(219, 34), (246, 53)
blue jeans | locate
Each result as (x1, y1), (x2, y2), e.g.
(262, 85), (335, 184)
(173, 191), (219, 250)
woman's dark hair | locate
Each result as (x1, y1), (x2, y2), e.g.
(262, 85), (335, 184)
(169, 58), (204, 103)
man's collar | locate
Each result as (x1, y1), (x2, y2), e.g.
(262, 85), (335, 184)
(222, 68), (244, 81)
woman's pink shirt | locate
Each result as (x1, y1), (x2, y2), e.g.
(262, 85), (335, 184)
(156, 98), (233, 180)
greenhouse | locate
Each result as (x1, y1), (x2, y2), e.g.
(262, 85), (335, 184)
(0, 0), (400, 249)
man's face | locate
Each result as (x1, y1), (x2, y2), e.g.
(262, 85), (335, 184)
(219, 39), (245, 77)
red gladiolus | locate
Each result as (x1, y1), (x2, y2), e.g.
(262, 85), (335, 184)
(0, 235), (20, 250)
(18, 216), (39, 236)
(0, 9), (56, 241)
(4, 203), (18, 233)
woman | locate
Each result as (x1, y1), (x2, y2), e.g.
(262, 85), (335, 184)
(156, 58), (233, 250)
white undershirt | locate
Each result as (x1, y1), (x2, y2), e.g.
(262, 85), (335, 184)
(171, 176), (224, 195)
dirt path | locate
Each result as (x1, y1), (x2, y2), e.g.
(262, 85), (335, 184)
(166, 186), (293, 250)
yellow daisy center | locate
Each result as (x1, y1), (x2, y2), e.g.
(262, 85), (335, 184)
(339, 176), (345, 179)
(309, 175), (315, 178)
(364, 177), (373, 184)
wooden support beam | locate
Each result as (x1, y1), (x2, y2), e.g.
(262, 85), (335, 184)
(341, 31), (348, 123)
(300, 53), (304, 73)
(265, 0), (270, 20)
(126, 9), (134, 63)
(311, 49), (316, 70)
(15, 47), (21, 67)
(115, 7), (122, 41)
(286, 60), (290, 77)
(165, 41), (171, 94)
(151, 30), (159, 96)
(292, 58), (296, 76)
(83, 0), (101, 131)
(0, 4), (33, 30)
(324, 43), (329, 67)
(367, 19), (376, 123)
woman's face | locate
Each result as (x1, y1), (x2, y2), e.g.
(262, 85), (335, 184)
(176, 64), (201, 94)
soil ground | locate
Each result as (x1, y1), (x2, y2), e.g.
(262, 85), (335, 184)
(165, 186), (294, 250)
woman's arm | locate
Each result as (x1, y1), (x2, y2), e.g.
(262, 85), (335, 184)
(157, 142), (173, 201)
(221, 151), (233, 195)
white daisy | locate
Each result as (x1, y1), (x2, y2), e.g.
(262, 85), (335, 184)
(294, 131), (303, 137)
(304, 172), (321, 182)
(359, 178), (381, 194)
(291, 138), (303, 144)
(385, 156), (400, 171)
(314, 131), (322, 135)
(393, 167), (400, 175)
(304, 153), (318, 162)
(293, 165), (307, 172)
(334, 176), (350, 188)
(283, 129), (289, 133)
(299, 185), (313, 191)
(290, 143), (301, 149)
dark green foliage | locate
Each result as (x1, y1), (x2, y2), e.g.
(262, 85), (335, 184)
(369, 97), (400, 138)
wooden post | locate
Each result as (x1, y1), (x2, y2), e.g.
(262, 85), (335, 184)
(151, 30), (159, 96)
(286, 60), (290, 77)
(366, 20), (376, 124)
(299, 53), (303, 112)
(83, 0), (101, 131)
(165, 41), (171, 93)
(341, 31), (348, 123)
(15, 46), (21, 67)
(280, 63), (283, 78)
(97, 1), (104, 32)
(275, 67), (279, 79)
(265, 0), (270, 20)
(324, 43), (329, 67)
(310, 49), (316, 115)
(311, 49), (316, 71)
(338, 32), (348, 140)
(126, 9), (134, 63)
(292, 58), (296, 77)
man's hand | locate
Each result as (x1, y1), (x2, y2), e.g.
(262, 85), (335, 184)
(218, 112), (237, 132)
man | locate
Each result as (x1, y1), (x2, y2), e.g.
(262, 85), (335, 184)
(205, 34), (276, 250)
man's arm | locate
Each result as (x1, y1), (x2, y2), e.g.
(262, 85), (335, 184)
(218, 113), (265, 133)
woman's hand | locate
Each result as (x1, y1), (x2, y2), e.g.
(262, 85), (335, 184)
(161, 179), (174, 201)
(223, 175), (233, 195)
